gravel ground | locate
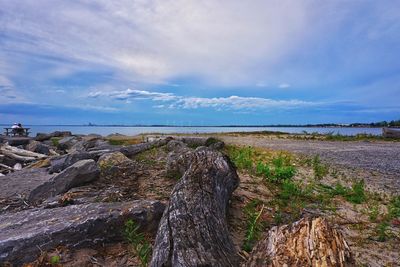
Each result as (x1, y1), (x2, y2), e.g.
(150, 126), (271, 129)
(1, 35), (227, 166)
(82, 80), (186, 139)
(219, 136), (400, 193)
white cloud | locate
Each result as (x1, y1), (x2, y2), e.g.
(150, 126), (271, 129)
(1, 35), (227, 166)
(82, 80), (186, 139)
(90, 88), (318, 111)
(89, 88), (176, 101)
(0, 0), (311, 85)
(279, 83), (291, 89)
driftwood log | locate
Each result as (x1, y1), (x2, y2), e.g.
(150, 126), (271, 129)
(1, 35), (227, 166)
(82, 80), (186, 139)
(245, 217), (354, 267)
(150, 148), (240, 267)
(0, 144), (47, 162)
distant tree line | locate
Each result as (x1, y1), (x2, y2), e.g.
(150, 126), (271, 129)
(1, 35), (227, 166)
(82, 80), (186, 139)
(350, 120), (400, 127)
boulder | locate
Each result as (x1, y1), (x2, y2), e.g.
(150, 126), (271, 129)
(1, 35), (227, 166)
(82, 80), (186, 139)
(98, 151), (131, 167)
(49, 151), (95, 173)
(26, 140), (51, 155)
(35, 131), (72, 142)
(28, 159), (100, 202)
(209, 141), (224, 150)
(0, 200), (165, 265)
(0, 168), (54, 200)
(57, 136), (80, 151)
(69, 134), (107, 152)
(98, 152), (139, 180)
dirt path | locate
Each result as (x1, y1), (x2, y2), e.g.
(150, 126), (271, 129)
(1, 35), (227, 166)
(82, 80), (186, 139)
(219, 136), (400, 193)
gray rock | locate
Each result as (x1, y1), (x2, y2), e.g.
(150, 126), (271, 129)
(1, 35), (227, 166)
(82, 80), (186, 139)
(26, 140), (51, 155)
(0, 200), (165, 265)
(35, 131), (72, 141)
(28, 159), (100, 202)
(0, 168), (54, 200)
(209, 141), (225, 150)
(49, 151), (95, 173)
(57, 136), (80, 151)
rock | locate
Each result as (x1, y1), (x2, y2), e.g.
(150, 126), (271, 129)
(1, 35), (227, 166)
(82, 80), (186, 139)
(70, 134), (108, 152)
(49, 151), (95, 173)
(98, 151), (131, 167)
(0, 200), (165, 265)
(35, 131), (72, 142)
(245, 217), (354, 267)
(57, 136), (80, 151)
(26, 140), (51, 155)
(28, 159), (100, 202)
(209, 141), (224, 150)
(13, 163), (22, 170)
(98, 152), (139, 180)
(0, 168), (54, 200)
(166, 140), (188, 152)
(150, 148), (239, 267)
(6, 137), (31, 146)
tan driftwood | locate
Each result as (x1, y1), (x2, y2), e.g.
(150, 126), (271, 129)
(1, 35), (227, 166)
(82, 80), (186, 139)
(246, 217), (354, 267)
(0, 144), (47, 162)
(0, 163), (14, 170)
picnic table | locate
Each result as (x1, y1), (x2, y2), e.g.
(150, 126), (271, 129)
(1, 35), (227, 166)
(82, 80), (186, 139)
(3, 127), (31, 137)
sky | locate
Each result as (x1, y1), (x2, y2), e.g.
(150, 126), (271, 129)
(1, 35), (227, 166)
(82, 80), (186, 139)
(0, 0), (399, 125)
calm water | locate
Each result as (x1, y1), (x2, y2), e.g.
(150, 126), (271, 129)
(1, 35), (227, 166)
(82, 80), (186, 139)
(16, 126), (383, 136)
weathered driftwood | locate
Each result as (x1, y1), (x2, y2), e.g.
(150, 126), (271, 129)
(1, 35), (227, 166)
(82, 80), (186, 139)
(245, 217), (354, 267)
(383, 127), (400, 138)
(0, 163), (13, 171)
(0, 144), (47, 162)
(165, 140), (194, 178)
(150, 148), (240, 267)
(120, 138), (172, 157)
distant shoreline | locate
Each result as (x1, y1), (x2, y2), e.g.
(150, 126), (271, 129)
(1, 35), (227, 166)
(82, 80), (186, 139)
(0, 124), (398, 128)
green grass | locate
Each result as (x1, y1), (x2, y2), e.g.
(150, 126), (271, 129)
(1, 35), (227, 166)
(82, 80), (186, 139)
(316, 180), (366, 204)
(242, 199), (265, 252)
(124, 219), (152, 267)
(375, 221), (390, 242)
(388, 195), (400, 219)
(50, 137), (61, 147)
(312, 155), (328, 179)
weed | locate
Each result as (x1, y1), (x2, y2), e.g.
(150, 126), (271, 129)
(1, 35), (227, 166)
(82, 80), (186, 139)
(375, 221), (390, 242)
(50, 255), (61, 265)
(317, 181), (366, 204)
(345, 180), (366, 204)
(243, 199), (265, 252)
(124, 219), (152, 267)
(388, 195), (400, 219)
(312, 155), (328, 179)
(367, 203), (380, 222)
(51, 137), (61, 147)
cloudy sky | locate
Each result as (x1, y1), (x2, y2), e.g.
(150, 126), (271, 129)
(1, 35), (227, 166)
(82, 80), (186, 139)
(0, 0), (399, 125)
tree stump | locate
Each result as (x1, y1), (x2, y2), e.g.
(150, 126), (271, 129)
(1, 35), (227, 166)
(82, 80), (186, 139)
(150, 148), (240, 267)
(245, 217), (354, 267)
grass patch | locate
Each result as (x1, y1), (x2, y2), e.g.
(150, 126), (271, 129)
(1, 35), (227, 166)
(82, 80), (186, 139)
(312, 155), (328, 179)
(50, 137), (61, 147)
(124, 219), (152, 267)
(242, 199), (265, 252)
(107, 137), (142, 146)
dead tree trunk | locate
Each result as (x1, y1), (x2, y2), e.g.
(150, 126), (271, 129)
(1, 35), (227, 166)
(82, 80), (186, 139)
(245, 217), (354, 267)
(150, 148), (240, 267)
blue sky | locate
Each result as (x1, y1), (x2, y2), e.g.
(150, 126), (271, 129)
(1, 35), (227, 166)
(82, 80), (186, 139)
(0, 0), (399, 125)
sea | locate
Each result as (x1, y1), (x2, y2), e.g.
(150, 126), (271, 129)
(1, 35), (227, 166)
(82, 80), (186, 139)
(14, 126), (384, 137)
